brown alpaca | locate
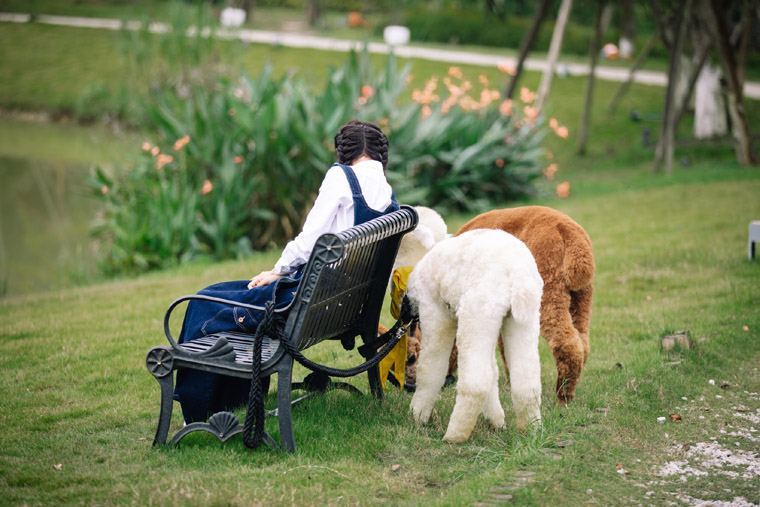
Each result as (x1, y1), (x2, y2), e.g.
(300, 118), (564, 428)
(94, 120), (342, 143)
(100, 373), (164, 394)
(456, 206), (595, 405)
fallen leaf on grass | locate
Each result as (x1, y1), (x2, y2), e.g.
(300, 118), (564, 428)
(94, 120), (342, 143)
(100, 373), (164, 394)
(391, 464), (401, 472)
(721, 383), (731, 390)
(670, 413), (682, 422)
(53, 464), (63, 471)
(682, 443), (691, 452)
(742, 325), (749, 332)
(734, 406), (750, 412)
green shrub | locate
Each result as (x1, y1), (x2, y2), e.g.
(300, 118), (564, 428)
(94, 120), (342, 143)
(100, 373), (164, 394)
(90, 48), (550, 274)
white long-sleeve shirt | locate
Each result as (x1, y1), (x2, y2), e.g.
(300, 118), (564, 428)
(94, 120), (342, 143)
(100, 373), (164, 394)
(272, 159), (394, 276)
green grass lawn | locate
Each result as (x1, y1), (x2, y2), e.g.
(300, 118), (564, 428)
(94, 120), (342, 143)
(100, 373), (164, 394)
(1, 163), (758, 505)
(1, 10), (760, 505)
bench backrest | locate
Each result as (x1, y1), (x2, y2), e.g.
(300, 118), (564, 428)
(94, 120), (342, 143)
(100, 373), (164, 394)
(283, 206), (418, 351)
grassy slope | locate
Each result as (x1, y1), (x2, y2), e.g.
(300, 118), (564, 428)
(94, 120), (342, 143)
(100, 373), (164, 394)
(1, 169), (758, 505)
(1, 11), (760, 506)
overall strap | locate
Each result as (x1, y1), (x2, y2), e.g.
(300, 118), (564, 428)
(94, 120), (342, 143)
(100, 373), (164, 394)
(334, 163), (400, 225)
(335, 164), (363, 198)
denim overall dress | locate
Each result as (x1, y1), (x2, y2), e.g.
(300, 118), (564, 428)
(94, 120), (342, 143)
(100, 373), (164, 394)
(174, 164), (399, 423)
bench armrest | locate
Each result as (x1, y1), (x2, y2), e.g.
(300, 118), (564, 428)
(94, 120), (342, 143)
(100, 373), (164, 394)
(163, 294), (292, 350)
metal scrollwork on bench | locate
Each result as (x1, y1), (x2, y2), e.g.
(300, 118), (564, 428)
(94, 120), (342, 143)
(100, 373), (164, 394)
(168, 411), (278, 448)
(145, 348), (173, 378)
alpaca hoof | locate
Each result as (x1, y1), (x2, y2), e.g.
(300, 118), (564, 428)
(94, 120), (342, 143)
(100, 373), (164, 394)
(443, 431), (469, 444)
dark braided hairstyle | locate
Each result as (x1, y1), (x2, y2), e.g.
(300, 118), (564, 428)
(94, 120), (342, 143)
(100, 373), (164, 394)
(334, 119), (389, 171)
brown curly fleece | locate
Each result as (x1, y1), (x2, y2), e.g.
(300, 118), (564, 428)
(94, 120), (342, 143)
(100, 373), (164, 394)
(456, 206), (595, 405)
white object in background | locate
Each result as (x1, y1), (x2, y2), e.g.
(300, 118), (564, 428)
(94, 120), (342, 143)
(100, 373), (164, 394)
(220, 7), (246, 28)
(619, 37), (634, 60)
(383, 25), (410, 46)
(694, 62), (728, 139)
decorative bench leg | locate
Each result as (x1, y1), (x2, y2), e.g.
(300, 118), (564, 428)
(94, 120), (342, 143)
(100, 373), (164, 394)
(146, 347), (176, 446)
(152, 373), (175, 446)
(276, 358), (297, 452)
(367, 364), (384, 399)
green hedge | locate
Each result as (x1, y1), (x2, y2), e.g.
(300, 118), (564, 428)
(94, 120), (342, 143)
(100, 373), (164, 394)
(90, 49), (548, 274)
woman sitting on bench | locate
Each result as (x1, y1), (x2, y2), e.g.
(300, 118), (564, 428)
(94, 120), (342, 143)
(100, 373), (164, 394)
(174, 119), (399, 424)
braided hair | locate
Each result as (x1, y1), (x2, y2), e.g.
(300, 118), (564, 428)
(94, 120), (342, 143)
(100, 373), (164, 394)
(334, 119), (389, 171)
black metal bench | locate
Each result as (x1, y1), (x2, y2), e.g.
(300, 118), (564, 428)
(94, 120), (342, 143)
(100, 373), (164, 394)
(145, 206), (418, 452)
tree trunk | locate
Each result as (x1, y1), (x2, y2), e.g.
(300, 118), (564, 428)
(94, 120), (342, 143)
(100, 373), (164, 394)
(619, 0), (635, 59)
(504, 0), (553, 99)
(704, 0), (758, 165)
(306, 0), (321, 27)
(653, 0), (691, 173)
(535, 0), (573, 112)
(694, 62), (727, 139)
(578, 2), (612, 155)
(240, 0), (255, 23)
(607, 31), (658, 112)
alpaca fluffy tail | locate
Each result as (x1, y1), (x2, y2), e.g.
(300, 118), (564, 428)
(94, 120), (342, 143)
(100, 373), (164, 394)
(558, 223), (595, 291)
(510, 270), (543, 325)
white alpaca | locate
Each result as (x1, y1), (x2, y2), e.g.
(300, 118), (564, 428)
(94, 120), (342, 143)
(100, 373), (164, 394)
(393, 206), (449, 273)
(407, 229), (543, 443)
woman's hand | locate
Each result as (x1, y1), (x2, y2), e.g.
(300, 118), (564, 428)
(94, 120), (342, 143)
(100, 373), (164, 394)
(248, 270), (284, 289)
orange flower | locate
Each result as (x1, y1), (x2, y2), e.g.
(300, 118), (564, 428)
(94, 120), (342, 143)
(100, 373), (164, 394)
(555, 125), (569, 139)
(234, 155), (244, 164)
(556, 181), (571, 198)
(173, 135), (191, 151)
(142, 142), (152, 152)
(494, 158), (505, 168)
(447, 66), (463, 80)
(519, 87), (536, 104)
(499, 99), (513, 116)
(201, 180), (213, 195)
(421, 105), (432, 118)
(497, 60), (517, 75)
(478, 73), (490, 86)
(549, 118), (559, 130)
(361, 85), (374, 98)
(156, 154), (174, 170)
(151, 146), (160, 157)
(523, 105), (539, 122)
(100, 185), (109, 195)
(543, 163), (559, 180)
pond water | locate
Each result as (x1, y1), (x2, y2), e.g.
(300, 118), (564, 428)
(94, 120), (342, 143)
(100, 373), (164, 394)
(0, 115), (138, 297)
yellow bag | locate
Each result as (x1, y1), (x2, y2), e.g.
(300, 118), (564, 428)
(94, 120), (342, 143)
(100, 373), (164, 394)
(378, 266), (414, 390)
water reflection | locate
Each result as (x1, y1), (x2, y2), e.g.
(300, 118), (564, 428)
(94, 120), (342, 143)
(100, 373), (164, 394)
(0, 156), (97, 296)
(0, 116), (137, 297)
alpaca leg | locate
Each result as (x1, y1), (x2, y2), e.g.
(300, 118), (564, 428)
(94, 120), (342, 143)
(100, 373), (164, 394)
(502, 317), (542, 429)
(410, 302), (457, 424)
(541, 281), (585, 405)
(570, 284), (594, 365)
(443, 299), (502, 443)
(480, 350), (506, 429)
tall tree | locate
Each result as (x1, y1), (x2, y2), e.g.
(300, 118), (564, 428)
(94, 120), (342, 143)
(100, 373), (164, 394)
(607, 30), (658, 113)
(306, 0), (322, 27)
(535, 0), (573, 112)
(577, 2), (613, 155)
(503, 0), (553, 99)
(653, 0), (691, 173)
(702, 0), (758, 165)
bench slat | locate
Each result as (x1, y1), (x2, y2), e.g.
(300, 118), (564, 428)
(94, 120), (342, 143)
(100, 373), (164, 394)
(180, 331), (280, 365)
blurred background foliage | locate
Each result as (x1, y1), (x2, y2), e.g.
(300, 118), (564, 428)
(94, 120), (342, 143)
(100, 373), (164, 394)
(87, 6), (548, 274)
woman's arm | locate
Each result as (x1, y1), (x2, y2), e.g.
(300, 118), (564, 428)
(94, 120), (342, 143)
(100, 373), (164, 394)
(249, 166), (350, 288)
